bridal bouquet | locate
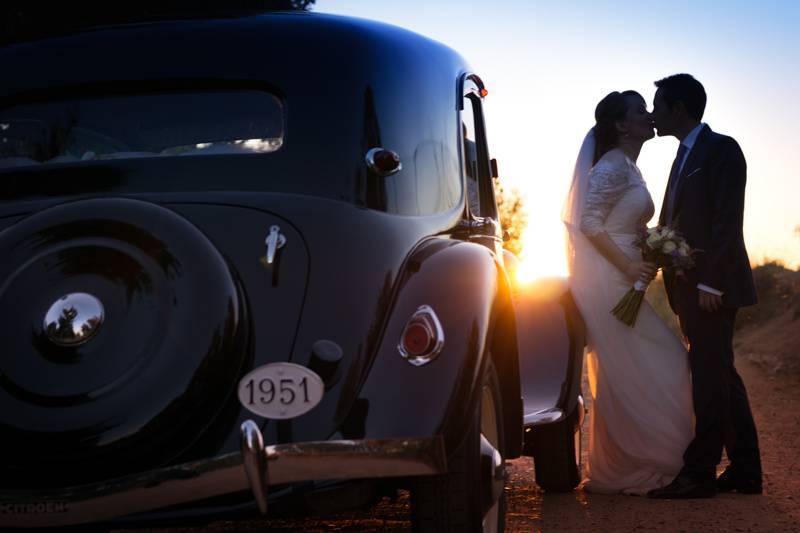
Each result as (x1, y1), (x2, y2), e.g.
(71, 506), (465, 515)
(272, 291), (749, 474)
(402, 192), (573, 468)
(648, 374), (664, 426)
(611, 225), (695, 326)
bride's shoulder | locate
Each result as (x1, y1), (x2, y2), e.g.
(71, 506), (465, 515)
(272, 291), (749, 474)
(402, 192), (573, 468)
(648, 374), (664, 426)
(592, 149), (639, 179)
(596, 148), (630, 167)
(591, 150), (627, 176)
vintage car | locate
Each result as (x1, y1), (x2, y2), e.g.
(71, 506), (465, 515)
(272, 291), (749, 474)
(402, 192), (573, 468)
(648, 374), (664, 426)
(0, 5), (585, 531)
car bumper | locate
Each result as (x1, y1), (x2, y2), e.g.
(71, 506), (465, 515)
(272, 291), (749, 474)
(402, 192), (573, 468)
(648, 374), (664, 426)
(0, 420), (447, 528)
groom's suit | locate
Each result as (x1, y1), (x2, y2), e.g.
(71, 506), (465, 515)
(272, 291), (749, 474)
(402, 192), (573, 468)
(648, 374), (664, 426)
(659, 124), (761, 480)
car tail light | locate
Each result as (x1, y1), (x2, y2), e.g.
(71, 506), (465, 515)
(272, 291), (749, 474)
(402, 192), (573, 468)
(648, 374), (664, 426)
(398, 305), (444, 366)
(403, 322), (434, 356)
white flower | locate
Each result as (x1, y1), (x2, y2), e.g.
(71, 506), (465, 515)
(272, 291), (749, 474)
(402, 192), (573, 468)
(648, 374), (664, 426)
(662, 241), (677, 253)
(665, 229), (676, 239)
(678, 243), (691, 257)
(646, 233), (660, 247)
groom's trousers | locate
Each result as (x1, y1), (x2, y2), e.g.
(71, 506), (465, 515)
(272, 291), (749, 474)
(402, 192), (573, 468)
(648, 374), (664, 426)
(675, 290), (762, 481)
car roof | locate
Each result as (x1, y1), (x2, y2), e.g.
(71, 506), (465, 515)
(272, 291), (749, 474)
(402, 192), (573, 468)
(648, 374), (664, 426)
(0, 12), (470, 99)
(0, 12), (473, 214)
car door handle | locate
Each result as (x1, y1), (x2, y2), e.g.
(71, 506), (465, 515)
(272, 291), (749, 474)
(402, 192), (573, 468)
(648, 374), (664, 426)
(471, 216), (499, 234)
(461, 218), (501, 243)
(265, 225), (286, 265)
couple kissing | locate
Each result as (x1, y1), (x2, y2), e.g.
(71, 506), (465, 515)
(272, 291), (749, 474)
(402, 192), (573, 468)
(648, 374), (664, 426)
(562, 73), (761, 498)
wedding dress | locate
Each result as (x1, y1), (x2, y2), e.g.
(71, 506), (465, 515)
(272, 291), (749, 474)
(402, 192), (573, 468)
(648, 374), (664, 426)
(564, 136), (694, 495)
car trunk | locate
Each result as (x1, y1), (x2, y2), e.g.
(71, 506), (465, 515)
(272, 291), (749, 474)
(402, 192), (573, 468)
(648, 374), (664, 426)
(168, 203), (309, 370)
(0, 188), (458, 486)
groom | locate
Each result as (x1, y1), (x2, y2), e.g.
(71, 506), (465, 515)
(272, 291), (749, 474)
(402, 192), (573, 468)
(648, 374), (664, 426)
(648, 74), (761, 499)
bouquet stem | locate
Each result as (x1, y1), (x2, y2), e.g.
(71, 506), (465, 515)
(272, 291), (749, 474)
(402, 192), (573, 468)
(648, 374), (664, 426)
(611, 280), (647, 327)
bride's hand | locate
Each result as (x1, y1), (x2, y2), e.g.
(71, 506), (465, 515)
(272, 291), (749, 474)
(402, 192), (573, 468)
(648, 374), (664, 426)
(624, 260), (657, 284)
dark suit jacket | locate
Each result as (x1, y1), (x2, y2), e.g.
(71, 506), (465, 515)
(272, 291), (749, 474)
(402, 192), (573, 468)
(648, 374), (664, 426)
(659, 125), (757, 310)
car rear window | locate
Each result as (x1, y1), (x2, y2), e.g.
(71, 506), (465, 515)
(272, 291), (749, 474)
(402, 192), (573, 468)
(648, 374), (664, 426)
(0, 90), (283, 169)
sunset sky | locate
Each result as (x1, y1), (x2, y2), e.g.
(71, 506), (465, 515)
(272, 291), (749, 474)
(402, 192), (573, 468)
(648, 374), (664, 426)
(316, 0), (800, 280)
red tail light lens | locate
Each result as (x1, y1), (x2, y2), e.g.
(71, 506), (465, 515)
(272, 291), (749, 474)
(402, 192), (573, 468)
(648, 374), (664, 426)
(398, 305), (444, 366)
(402, 322), (434, 356)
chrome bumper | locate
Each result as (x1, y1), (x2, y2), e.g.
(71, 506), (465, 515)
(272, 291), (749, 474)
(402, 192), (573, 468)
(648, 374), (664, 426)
(0, 421), (447, 528)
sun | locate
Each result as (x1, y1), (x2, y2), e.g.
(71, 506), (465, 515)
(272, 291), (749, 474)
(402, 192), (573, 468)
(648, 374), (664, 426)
(514, 224), (569, 284)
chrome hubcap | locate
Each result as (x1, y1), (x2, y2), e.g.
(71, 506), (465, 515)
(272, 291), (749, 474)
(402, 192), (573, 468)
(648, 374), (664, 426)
(43, 293), (105, 346)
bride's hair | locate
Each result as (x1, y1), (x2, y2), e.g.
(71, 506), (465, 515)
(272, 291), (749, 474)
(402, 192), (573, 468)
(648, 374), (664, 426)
(593, 90), (642, 165)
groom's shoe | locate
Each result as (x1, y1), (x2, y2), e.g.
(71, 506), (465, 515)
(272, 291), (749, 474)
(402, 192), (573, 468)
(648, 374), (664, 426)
(717, 467), (763, 494)
(647, 475), (717, 499)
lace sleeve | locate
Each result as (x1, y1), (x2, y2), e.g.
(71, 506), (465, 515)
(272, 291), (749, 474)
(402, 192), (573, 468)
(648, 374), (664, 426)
(579, 161), (629, 236)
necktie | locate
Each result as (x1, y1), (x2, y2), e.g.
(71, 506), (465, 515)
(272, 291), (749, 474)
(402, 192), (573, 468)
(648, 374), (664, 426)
(665, 144), (688, 225)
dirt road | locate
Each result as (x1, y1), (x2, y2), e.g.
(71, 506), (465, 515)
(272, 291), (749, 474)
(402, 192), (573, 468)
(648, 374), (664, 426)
(137, 359), (799, 533)
(504, 359), (799, 532)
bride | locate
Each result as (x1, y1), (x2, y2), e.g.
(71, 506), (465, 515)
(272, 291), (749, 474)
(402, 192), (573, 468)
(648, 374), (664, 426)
(563, 90), (694, 495)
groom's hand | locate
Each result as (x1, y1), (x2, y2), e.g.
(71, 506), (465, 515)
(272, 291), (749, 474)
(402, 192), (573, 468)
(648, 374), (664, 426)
(699, 290), (723, 312)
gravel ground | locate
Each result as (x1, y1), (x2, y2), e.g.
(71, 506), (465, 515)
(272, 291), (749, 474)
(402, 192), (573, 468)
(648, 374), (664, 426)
(125, 358), (799, 533)
(503, 359), (800, 532)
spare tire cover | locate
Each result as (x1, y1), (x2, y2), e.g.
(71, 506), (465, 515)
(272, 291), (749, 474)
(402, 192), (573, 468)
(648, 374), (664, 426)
(0, 198), (247, 487)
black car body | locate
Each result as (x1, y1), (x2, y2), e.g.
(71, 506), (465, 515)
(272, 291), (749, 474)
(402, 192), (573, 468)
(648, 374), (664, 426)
(0, 7), (585, 530)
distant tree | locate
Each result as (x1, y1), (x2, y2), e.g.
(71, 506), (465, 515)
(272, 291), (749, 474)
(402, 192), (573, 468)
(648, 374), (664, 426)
(256, 0), (316, 9)
(495, 180), (528, 258)
(233, 0), (316, 9)
(290, 0), (316, 8)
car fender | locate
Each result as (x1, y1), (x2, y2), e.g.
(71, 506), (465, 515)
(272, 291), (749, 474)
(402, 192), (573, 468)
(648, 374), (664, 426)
(345, 237), (501, 455)
(513, 277), (586, 433)
(488, 251), (524, 458)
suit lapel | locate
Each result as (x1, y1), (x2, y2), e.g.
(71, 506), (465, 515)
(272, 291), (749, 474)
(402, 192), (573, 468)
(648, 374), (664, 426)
(658, 179), (670, 225)
(672, 124), (712, 216)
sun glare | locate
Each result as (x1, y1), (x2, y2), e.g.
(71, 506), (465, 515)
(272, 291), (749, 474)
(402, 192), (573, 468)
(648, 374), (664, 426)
(515, 223), (569, 284)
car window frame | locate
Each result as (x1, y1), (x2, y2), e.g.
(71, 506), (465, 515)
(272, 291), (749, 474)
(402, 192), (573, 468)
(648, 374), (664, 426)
(459, 74), (498, 222)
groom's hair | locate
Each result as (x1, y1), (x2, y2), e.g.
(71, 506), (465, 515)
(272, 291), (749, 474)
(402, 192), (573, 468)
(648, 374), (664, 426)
(654, 74), (706, 120)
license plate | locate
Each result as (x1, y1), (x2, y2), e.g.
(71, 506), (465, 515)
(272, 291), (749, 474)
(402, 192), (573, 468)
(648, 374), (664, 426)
(238, 363), (324, 419)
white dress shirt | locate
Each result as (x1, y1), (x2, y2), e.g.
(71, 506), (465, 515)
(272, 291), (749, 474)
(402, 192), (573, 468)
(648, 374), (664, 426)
(675, 123), (723, 297)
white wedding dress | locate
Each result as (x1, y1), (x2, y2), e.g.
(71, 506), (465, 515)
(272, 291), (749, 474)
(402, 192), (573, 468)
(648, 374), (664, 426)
(566, 146), (694, 495)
